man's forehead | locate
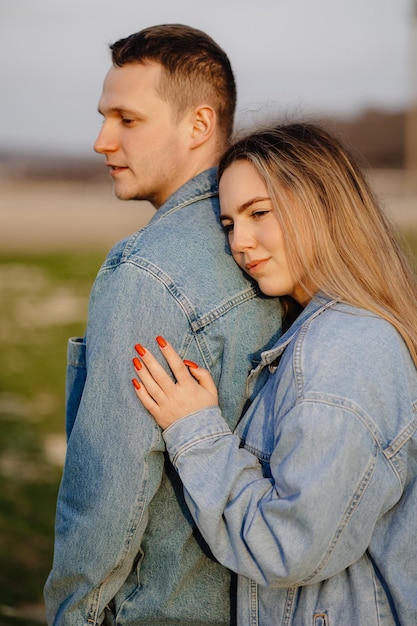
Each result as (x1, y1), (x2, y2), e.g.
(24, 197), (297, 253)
(103, 61), (162, 86)
(98, 62), (168, 112)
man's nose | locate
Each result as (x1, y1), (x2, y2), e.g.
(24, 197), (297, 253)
(94, 123), (117, 154)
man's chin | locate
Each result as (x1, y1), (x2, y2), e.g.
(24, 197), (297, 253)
(112, 183), (152, 203)
(112, 186), (138, 201)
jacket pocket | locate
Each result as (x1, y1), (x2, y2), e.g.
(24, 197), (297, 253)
(66, 336), (86, 440)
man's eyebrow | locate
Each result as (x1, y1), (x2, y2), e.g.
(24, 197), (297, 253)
(220, 196), (271, 222)
(97, 106), (140, 116)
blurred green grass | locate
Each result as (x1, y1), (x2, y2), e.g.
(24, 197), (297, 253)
(0, 232), (416, 625)
(0, 251), (105, 625)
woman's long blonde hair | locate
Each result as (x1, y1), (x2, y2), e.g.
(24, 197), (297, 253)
(218, 123), (417, 366)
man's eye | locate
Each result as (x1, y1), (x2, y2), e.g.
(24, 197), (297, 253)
(221, 223), (234, 234)
(122, 118), (134, 126)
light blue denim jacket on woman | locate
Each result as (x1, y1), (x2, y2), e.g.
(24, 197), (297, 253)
(162, 295), (417, 626)
(44, 169), (282, 626)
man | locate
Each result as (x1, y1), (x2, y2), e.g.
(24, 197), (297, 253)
(44, 24), (282, 625)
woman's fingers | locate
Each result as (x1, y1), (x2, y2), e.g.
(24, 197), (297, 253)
(155, 337), (218, 401)
(154, 336), (199, 386)
(132, 354), (171, 416)
(140, 336), (208, 390)
(135, 341), (176, 392)
(186, 364), (218, 398)
(131, 336), (219, 430)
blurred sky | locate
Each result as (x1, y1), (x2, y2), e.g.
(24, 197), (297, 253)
(1, 0), (415, 156)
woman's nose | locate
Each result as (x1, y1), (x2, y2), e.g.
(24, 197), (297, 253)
(230, 224), (255, 253)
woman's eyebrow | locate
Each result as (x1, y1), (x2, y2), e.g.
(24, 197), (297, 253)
(220, 196), (271, 222)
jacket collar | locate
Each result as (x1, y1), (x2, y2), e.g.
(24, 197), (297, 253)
(255, 293), (338, 370)
(149, 168), (219, 223)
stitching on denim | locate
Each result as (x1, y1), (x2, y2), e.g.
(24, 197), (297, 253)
(301, 393), (415, 462)
(119, 258), (258, 331)
(171, 431), (232, 465)
(282, 587), (297, 626)
(86, 586), (101, 625)
(384, 415), (417, 459)
(249, 579), (258, 626)
(291, 299), (338, 399)
(159, 190), (218, 219)
(97, 190), (219, 269)
(299, 444), (378, 585)
(293, 393), (406, 494)
(95, 425), (163, 598)
(241, 442), (270, 463)
(114, 187), (219, 259)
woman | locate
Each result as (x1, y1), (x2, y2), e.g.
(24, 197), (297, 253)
(131, 123), (417, 625)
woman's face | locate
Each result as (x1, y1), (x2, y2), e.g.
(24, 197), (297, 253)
(219, 160), (309, 306)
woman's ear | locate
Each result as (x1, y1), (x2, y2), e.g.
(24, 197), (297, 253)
(190, 105), (216, 149)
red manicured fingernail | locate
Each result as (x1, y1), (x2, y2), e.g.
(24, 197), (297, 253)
(184, 360), (198, 369)
(156, 336), (167, 348)
(135, 343), (146, 356)
(133, 357), (142, 371)
(132, 378), (141, 390)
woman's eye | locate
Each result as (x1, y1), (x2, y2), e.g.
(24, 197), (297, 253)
(222, 223), (234, 234)
(252, 210), (269, 219)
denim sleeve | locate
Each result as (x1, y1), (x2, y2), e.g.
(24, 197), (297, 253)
(44, 262), (190, 625)
(65, 337), (86, 440)
(163, 402), (401, 587)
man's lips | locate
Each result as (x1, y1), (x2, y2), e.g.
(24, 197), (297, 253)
(107, 164), (128, 175)
(245, 258), (270, 273)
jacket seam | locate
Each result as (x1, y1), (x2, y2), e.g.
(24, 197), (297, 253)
(384, 412), (417, 459)
(116, 191), (219, 259)
(159, 190), (218, 219)
(299, 394), (412, 460)
(105, 257), (259, 332)
(171, 431), (233, 466)
(86, 429), (160, 623)
(299, 443), (378, 584)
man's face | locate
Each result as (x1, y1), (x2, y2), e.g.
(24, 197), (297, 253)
(94, 62), (191, 208)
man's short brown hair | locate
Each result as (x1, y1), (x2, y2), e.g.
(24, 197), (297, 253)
(110, 24), (236, 140)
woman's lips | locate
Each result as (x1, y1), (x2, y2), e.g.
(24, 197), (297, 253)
(245, 258), (270, 274)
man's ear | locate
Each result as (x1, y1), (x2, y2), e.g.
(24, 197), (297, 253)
(189, 105), (216, 149)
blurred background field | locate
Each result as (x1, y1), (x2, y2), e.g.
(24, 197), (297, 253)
(0, 251), (104, 625)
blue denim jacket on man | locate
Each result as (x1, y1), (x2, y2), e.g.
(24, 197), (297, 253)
(44, 168), (282, 626)
(161, 295), (417, 626)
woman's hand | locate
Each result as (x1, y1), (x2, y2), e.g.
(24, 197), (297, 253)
(131, 336), (219, 430)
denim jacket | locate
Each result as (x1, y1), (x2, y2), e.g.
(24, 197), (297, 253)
(162, 295), (417, 626)
(44, 169), (282, 626)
